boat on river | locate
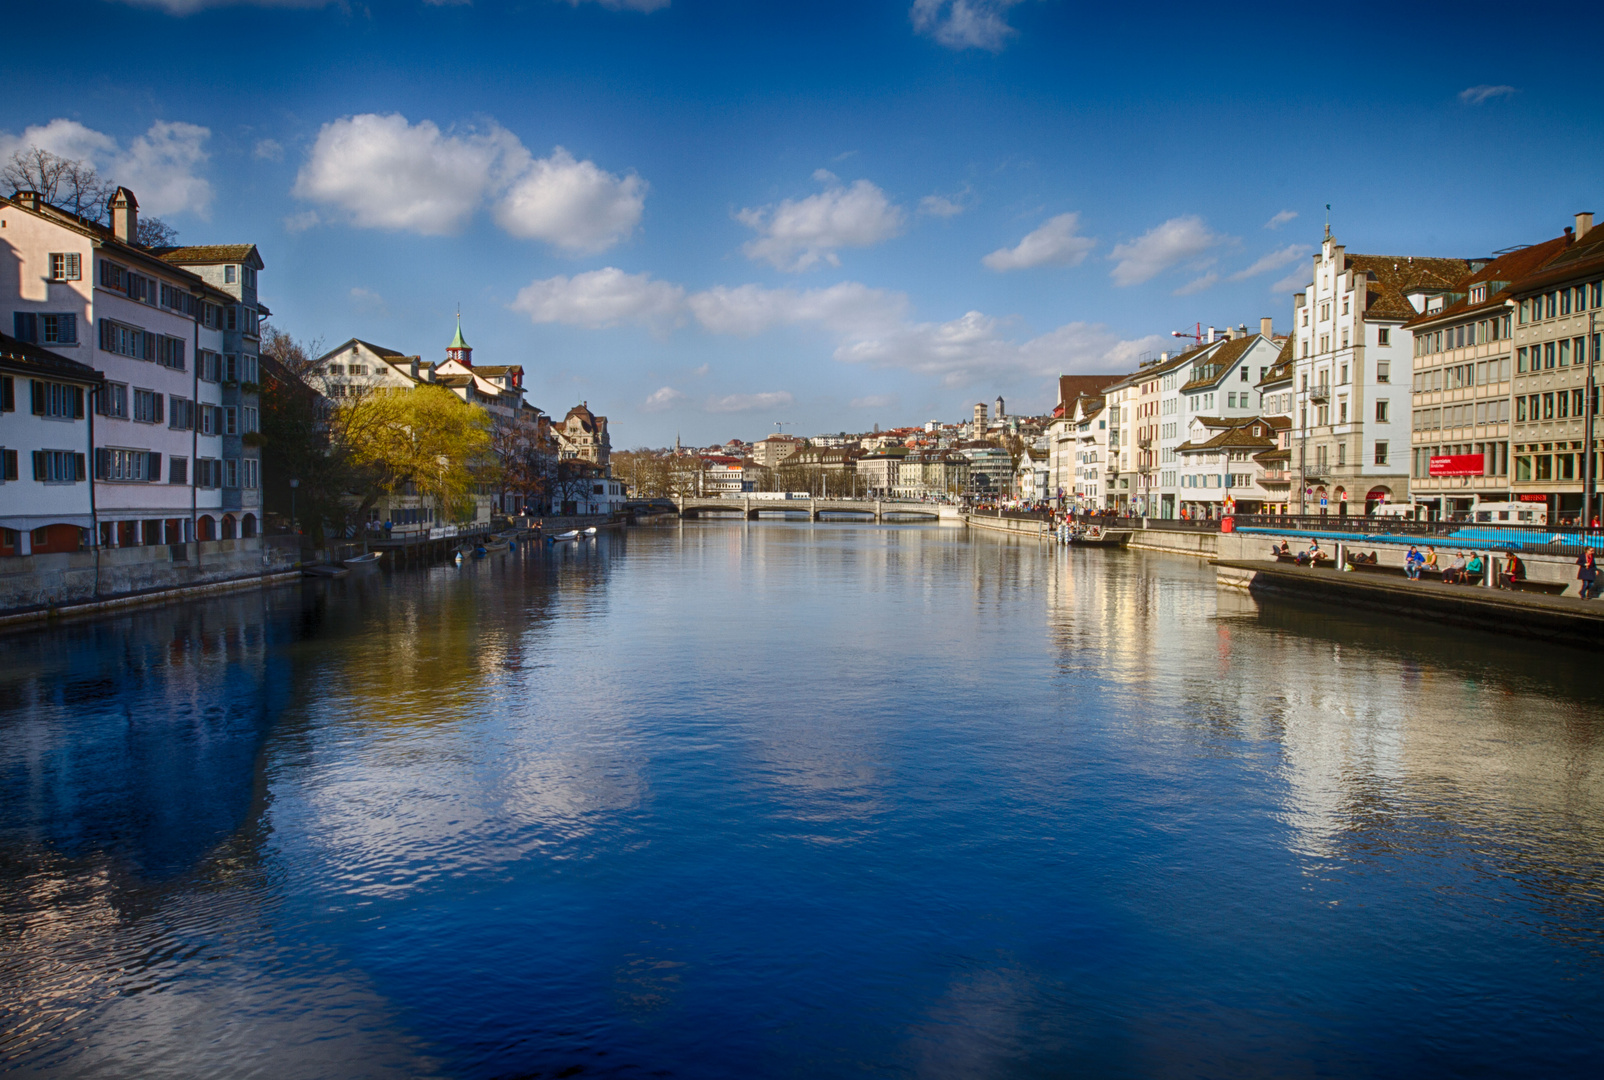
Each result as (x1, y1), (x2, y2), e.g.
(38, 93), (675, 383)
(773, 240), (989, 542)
(583, 526), (598, 536)
(341, 551), (382, 568)
(302, 563), (350, 578)
(547, 530), (580, 543)
(1067, 527), (1132, 548)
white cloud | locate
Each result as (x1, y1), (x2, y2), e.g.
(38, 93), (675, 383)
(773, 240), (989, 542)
(112, 0), (326, 13)
(282, 209), (319, 233)
(294, 113), (643, 250)
(737, 176), (904, 272)
(349, 287), (387, 315)
(691, 363), (709, 377)
(1270, 270), (1309, 294)
(1229, 243), (1310, 282)
(851, 394), (898, 409)
(982, 212), (1095, 272)
(1108, 215), (1227, 287)
(294, 113), (517, 235)
(689, 282), (908, 339)
(706, 391), (794, 413)
(643, 386), (686, 411)
(0, 117), (212, 218)
(253, 138), (284, 161)
(493, 147), (645, 253)
(910, 0), (1026, 52)
(1173, 272), (1219, 296)
(1460, 84), (1517, 105)
(510, 268), (685, 331)
(118, 121), (214, 219)
(562, 0), (671, 10)
(919, 188), (969, 218)
(1265, 209), (1298, 230)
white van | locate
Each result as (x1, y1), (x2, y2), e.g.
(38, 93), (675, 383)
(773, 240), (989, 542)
(1472, 501), (1548, 525)
(1372, 503), (1423, 520)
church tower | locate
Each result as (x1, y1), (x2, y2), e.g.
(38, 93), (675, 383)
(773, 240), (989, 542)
(447, 316), (472, 367)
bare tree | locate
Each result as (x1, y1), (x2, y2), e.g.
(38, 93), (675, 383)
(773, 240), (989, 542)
(5, 146), (177, 245)
(4, 147), (116, 222)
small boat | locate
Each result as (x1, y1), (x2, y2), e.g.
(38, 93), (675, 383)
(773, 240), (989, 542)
(454, 551), (464, 566)
(1069, 528), (1133, 548)
(481, 539), (510, 552)
(547, 530), (580, 543)
(341, 551), (382, 567)
(302, 563), (350, 579)
(583, 526), (599, 536)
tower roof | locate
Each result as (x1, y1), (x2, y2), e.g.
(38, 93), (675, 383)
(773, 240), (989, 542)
(450, 316), (468, 350)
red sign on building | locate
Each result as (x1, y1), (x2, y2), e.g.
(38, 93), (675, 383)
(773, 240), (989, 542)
(1519, 493), (1548, 502)
(1428, 454), (1485, 477)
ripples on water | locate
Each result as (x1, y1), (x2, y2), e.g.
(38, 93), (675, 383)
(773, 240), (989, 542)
(1, 522), (1602, 1078)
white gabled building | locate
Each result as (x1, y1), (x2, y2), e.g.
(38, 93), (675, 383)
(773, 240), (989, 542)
(1175, 415), (1288, 517)
(1288, 231), (1468, 515)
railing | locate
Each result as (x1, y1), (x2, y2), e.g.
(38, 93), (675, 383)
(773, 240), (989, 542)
(1309, 386), (1330, 403)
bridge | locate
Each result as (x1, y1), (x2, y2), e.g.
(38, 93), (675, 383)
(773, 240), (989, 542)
(674, 496), (947, 521)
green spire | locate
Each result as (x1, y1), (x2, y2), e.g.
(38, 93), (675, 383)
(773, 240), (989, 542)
(450, 315), (468, 350)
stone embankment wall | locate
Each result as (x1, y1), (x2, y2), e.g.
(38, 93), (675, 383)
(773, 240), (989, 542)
(1127, 527), (1219, 558)
(964, 514), (1051, 539)
(0, 537), (300, 624)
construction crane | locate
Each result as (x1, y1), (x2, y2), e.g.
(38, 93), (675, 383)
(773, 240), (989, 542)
(1171, 322), (1203, 345)
(774, 421), (793, 435)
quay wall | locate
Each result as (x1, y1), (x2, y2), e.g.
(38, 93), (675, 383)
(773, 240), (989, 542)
(0, 536), (301, 626)
(1215, 531), (1583, 595)
(1128, 527), (1219, 558)
(965, 514), (1050, 539)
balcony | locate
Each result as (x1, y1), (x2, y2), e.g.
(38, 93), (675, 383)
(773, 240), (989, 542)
(1137, 437), (1153, 448)
(1309, 385), (1330, 403)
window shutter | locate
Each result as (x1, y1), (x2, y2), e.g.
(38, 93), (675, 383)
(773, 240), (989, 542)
(33, 450), (45, 481)
(73, 453), (86, 481)
(148, 452), (162, 482)
(95, 448), (110, 480)
(1, 376), (11, 412)
(72, 387), (85, 419)
(30, 380), (44, 415)
(142, 331), (155, 362)
(94, 384), (108, 416)
(2, 449), (16, 481)
(13, 312), (37, 343)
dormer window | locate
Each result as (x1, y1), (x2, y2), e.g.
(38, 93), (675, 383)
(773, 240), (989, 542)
(224, 265), (236, 285)
(1471, 284), (1487, 304)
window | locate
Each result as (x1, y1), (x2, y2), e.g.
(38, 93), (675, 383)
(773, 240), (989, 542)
(49, 252), (82, 281)
(1239, 367), (1248, 382)
(241, 354), (258, 384)
(1547, 292), (1558, 319)
(156, 335), (186, 370)
(0, 448), (16, 481)
(32, 449), (86, 483)
(1546, 342), (1556, 369)
(225, 265), (237, 285)
(242, 406), (258, 432)
(1560, 340), (1571, 367)
(242, 457), (259, 489)
(196, 458), (221, 488)
(199, 405), (217, 435)
(30, 380), (85, 420)
(224, 354), (237, 382)
(226, 306), (237, 331)
(1378, 328), (1390, 346)
(99, 319), (151, 360)
(224, 407), (238, 435)
(0, 375), (10, 412)
(224, 458), (239, 488)
(133, 389), (164, 424)
(96, 448), (157, 482)
(1376, 360), (1390, 383)
(42, 313), (78, 345)
(169, 456), (188, 485)
(1376, 400), (1389, 423)
(168, 397), (194, 430)
(1543, 393), (1555, 420)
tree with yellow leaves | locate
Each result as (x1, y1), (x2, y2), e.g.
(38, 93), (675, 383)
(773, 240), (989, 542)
(338, 385), (496, 523)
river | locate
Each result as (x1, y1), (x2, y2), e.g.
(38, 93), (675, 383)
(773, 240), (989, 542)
(2, 521), (1601, 1078)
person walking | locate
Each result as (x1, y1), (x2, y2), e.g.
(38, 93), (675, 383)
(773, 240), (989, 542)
(1578, 548), (1600, 599)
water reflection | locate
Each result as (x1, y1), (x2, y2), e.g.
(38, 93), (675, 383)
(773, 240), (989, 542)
(0, 524), (1600, 1078)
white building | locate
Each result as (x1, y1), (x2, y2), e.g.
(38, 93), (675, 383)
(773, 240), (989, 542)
(1175, 415), (1287, 517)
(2, 187), (245, 545)
(0, 334), (102, 555)
(1288, 231), (1467, 515)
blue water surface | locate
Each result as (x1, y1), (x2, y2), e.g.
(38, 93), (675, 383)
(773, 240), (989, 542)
(2, 522), (1601, 1078)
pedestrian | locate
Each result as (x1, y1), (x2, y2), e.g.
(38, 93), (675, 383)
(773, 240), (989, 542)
(1578, 548), (1600, 599)
(1405, 545), (1423, 580)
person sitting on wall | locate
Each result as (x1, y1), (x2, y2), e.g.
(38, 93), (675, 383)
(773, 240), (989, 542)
(1443, 551), (1469, 584)
(1464, 551), (1485, 586)
(1405, 546), (1424, 579)
(1501, 551), (1524, 589)
(1295, 539), (1323, 566)
(1423, 547), (1439, 576)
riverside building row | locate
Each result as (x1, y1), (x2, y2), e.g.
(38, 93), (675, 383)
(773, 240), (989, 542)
(1, 188), (266, 555)
(1043, 208), (1604, 522)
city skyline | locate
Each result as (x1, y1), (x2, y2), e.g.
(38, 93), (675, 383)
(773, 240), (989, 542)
(6, 0), (1599, 443)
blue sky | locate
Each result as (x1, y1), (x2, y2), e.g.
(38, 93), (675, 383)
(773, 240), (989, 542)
(6, 0), (1601, 445)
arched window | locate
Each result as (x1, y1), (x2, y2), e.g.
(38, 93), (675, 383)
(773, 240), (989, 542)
(241, 513), (258, 538)
(221, 514), (237, 540)
(197, 515), (216, 541)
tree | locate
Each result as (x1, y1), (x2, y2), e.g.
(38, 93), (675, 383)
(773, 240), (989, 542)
(259, 329), (348, 541)
(339, 386), (495, 523)
(5, 146), (177, 244)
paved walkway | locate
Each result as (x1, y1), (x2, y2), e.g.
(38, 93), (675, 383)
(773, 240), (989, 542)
(1213, 558), (1604, 641)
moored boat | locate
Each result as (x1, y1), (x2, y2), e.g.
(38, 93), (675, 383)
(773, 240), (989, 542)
(303, 563), (350, 578)
(341, 551), (382, 567)
(547, 530), (580, 543)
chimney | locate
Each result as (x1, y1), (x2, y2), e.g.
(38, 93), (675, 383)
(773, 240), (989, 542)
(109, 187), (138, 244)
(1260, 317), (1274, 338)
(14, 190), (41, 212)
(1206, 326), (1217, 343)
(1576, 212), (1594, 239)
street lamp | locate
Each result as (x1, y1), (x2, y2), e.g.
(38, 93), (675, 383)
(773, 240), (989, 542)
(289, 478), (300, 536)
(1586, 311), (1598, 527)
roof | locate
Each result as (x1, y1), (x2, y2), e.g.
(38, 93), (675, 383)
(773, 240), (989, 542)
(154, 243), (263, 269)
(1256, 334), (1297, 389)
(1403, 234), (1573, 329)
(1507, 223), (1604, 295)
(450, 318), (469, 350)
(319, 338), (410, 361)
(0, 331), (104, 384)
(4, 192), (217, 294)
(1176, 421), (1278, 454)
(1058, 374), (1122, 408)
(1343, 252), (1470, 321)
(471, 365), (522, 376)
(1179, 335), (1264, 392)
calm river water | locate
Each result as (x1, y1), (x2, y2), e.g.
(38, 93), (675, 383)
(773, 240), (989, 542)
(2, 522), (1602, 1078)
